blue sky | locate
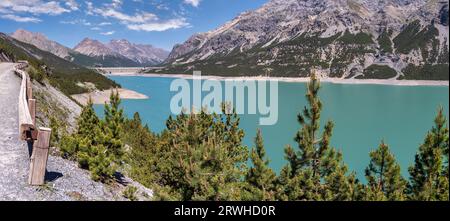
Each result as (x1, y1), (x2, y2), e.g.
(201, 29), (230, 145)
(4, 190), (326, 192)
(0, 0), (268, 51)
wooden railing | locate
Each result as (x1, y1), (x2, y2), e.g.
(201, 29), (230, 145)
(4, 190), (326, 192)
(14, 62), (52, 186)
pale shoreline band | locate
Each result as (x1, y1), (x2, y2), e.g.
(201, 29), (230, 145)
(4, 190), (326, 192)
(105, 72), (450, 86)
(72, 88), (149, 105)
(72, 72), (449, 105)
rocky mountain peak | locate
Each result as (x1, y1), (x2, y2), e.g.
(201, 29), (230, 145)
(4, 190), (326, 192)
(74, 38), (117, 57)
(11, 29), (71, 59)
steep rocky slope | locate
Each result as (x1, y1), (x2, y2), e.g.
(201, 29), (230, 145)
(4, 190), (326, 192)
(11, 29), (71, 59)
(163, 0), (449, 80)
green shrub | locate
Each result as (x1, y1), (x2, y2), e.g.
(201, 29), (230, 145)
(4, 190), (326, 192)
(123, 186), (138, 201)
(59, 135), (79, 160)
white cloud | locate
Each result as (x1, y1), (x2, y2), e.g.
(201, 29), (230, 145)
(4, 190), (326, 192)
(0, 0), (72, 15)
(90, 27), (101, 30)
(100, 31), (115, 35)
(127, 18), (189, 32)
(87, 2), (190, 32)
(60, 19), (91, 26)
(111, 0), (122, 9)
(86, 1), (94, 15)
(98, 22), (112, 26)
(95, 8), (158, 23)
(1, 14), (41, 23)
(184, 0), (201, 7)
(65, 0), (79, 11)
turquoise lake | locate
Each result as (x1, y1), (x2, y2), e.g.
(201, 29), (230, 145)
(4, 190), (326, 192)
(94, 76), (449, 180)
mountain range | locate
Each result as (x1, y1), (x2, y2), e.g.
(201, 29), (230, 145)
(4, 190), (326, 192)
(4, 0), (450, 80)
(11, 29), (169, 68)
(162, 0), (449, 80)
(0, 32), (118, 95)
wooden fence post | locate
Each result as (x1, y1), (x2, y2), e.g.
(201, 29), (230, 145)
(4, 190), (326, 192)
(28, 127), (52, 186)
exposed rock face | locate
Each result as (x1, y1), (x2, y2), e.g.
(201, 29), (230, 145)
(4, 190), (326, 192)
(74, 38), (118, 57)
(164, 0), (449, 80)
(107, 39), (169, 66)
(11, 29), (71, 59)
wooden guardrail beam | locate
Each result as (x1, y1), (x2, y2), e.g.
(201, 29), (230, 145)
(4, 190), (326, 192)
(17, 69), (35, 140)
(15, 63), (52, 186)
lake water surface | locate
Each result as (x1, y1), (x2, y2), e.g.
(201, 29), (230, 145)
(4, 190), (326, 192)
(94, 76), (449, 180)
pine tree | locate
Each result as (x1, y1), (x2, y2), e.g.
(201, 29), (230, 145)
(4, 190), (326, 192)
(278, 72), (356, 201)
(77, 97), (100, 141)
(245, 129), (277, 201)
(59, 96), (117, 182)
(103, 89), (125, 165)
(408, 107), (449, 201)
(125, 112), (159, 186)
(60, 97), (99, 160)
(365, 141), (407, 201)
(156, 105), (248, 201)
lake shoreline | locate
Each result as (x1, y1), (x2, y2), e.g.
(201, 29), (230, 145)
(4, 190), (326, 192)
(105, 72), (449, 87)
(72, 88), (149, 105)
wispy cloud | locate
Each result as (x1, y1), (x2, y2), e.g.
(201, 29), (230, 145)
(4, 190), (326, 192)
(60, 19), (91, 26)
(65, 0), (79, 11)
(127, 18), (189, 32)
(86, 1), (94, 15)
(184, 0), (201, 7)
(0, 14), (41, 23)
(98, 22), (112, 26)
(90, 27), (101, 31)
(100, 31), (115, 35)
(0, 0), (73, 15)
(95, 8), (158, 24)
(89, 2), (190, 32)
